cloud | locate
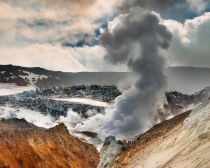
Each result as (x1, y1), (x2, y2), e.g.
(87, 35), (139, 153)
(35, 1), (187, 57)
(0, 0), (128, 72)
(0, 0), (122, 47)
(0, 0), (209, 73)
(0, 44), (127, 72)
(121, 0), (210, 21)
(40, 0), (122, 19)
(163, 12), (210, 67)
(0, 44), (86, 72)
(187, 0), (208, 12)
(67, 46), (128, 72)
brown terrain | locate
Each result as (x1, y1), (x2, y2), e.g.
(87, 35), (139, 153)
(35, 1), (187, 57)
(111, 111), (191, 168)
(0, 118), (99, 168)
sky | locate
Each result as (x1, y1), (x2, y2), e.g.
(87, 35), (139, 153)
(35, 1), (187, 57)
(0, 0), (210, 72)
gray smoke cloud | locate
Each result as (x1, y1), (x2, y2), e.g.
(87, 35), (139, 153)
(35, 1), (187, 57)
(100, 7), (172, 138)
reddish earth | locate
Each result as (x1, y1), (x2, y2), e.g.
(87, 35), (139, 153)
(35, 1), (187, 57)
(0, 118), (99, 168)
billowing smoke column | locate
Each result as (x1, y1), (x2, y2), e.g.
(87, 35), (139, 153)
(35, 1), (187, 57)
(100, 7), (172, 138)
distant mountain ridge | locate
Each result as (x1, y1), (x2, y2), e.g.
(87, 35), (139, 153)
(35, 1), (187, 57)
(1, 65), (210, 93)
(0, 64), (128, 87)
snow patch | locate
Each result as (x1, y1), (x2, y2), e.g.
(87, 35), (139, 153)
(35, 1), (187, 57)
(0, 83), (35, 96)
(19, 71), (48, 84)
(54, 98), (110, 107)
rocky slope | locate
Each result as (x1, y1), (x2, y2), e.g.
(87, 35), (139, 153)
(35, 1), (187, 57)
(164, 86), (210, 116)
(110, 100), (210, 168)
(0, 118), (99, 168)
(99, 111), (190, 168)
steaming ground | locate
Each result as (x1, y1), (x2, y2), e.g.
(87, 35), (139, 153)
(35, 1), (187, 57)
(0, 84), (114, 148)
(0, 83), (140, 147)
(0, 106), (55, 128)
(0, 106), (119, 149)
(0, 83), (209, 150)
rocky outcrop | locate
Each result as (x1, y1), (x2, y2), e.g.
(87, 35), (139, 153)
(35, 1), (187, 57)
(165, 86), (210, 115)
(98, 136), (124, 168)
(0, 118), (99, 168)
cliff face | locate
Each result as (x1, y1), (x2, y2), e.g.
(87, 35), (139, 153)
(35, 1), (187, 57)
(0, 118), (99, 168)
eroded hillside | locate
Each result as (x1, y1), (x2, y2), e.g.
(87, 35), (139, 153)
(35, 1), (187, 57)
(112, 100), (210, 168)
(0, 118), (99, 168)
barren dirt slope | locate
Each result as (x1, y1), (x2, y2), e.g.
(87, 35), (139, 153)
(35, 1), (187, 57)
(113, 101), (210, 168)
(0, 118), (99, 168)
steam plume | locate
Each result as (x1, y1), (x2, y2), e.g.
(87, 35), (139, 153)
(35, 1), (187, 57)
(101, 7), (172, 138)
